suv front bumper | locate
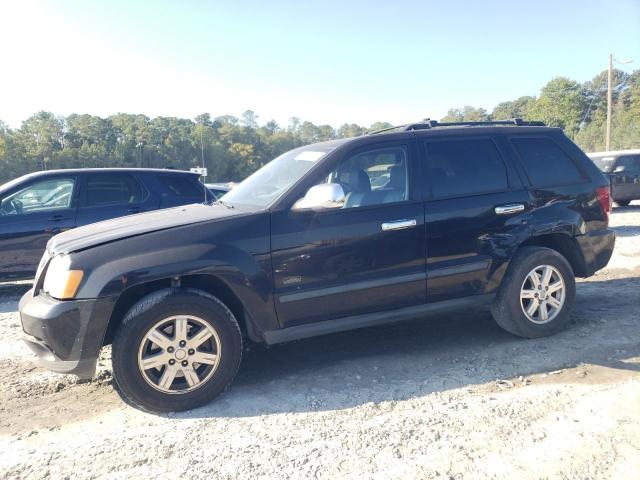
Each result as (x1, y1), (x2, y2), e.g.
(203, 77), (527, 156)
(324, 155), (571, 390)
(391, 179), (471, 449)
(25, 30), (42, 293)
(19, 289), (115, 379)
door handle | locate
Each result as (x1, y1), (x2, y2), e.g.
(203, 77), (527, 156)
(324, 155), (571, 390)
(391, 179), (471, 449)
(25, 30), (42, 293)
(495, 204), (525, 215)
(381, 219), (417, 231)
(49, 214), (64, 222)
(128, 206), (143, 213)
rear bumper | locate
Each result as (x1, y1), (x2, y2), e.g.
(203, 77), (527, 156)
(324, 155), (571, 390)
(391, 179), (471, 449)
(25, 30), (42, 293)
(577, 228), (615, 276)
(19, 290), (114, 379)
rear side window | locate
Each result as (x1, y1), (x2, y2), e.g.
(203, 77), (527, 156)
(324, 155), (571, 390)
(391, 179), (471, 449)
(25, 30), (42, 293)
(511, 138), (583, 187)
(157, 175), (203, 197)
(85, 174), (145, 207)
(424, 139), (508, 198)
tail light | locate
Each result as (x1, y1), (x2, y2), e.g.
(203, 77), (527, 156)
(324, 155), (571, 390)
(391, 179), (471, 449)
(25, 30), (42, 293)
(595, 186), (612, 223)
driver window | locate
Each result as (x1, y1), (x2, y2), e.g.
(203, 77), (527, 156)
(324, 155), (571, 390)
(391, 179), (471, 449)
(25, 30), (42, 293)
(0, 178), (75, 216)
(325, 145), (409, 209)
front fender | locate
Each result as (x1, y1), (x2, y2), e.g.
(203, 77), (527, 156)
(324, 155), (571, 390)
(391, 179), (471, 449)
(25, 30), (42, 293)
(69, 212), (277, 336)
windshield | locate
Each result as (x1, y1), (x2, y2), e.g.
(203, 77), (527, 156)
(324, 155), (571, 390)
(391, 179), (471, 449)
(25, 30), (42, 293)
(221, 144), (337, 208)
(589, 155), (615, 172)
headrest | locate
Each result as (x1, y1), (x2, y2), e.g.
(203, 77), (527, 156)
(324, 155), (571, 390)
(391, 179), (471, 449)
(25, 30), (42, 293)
(336, 167), (371, 193)
(388, 165), (405, 189)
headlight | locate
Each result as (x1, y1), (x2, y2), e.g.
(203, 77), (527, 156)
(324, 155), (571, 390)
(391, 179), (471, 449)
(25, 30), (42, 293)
(43, 254), (84, 299)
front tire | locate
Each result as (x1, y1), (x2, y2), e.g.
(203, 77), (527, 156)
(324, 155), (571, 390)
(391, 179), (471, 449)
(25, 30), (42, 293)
(615, 199), (631, 207)
(491, 246), (576, 338)
(112, 289), (242, 413)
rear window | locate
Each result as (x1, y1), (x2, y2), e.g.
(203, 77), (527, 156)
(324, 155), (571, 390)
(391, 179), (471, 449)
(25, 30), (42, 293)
(424, 139), (509, 198)
(511, 138), (583, 187)
(85, 174), (145, 207)
(157, 175), (204, 198)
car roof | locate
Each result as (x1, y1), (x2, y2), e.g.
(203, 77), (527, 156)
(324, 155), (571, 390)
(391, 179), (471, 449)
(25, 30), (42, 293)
(587, 149), (640, 159)
(205, 183), (231, 190)
(332, 125), (561, 149)
(0, 168), (198, 195)
(26, 167), (197, 176)
(284, 125), (564, 160)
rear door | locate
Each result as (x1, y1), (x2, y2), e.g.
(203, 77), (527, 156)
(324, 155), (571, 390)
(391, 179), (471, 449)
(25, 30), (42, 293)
(75, 172), (149, 226)
(0, 175), (78, 279)
(422, 135), (529, 302)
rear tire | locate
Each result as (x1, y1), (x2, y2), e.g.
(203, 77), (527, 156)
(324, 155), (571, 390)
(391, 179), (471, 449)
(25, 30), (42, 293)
(491, 246), (576, 338)
(615, 199), (631, 207)
(112, 289), (242, 413)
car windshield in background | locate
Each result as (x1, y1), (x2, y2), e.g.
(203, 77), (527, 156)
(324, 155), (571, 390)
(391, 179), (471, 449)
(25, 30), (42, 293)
(590, 155), (615, 172)
(221, 144), (337, 208)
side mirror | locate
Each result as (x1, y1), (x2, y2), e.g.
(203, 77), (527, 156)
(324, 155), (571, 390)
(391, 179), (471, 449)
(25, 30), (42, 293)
(613, 165), (626, 173)
(292, 183), (345, 211)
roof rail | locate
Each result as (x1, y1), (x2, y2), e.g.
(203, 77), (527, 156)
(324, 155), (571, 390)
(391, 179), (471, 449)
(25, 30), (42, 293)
(401, 118), (546, 131)
(367, 118), (546, 135)
(367, 124), (405, 135)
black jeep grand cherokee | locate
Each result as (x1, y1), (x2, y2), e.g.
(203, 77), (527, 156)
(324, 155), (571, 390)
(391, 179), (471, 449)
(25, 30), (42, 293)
(20, 119), (615, 412)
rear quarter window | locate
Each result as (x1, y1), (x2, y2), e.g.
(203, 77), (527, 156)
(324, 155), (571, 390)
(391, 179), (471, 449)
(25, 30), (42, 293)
(157, 175), (204, 198)
(511, 137), (584, 187)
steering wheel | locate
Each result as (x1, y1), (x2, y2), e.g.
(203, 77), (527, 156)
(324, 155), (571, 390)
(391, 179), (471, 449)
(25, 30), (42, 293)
(10, 199), (23, 215)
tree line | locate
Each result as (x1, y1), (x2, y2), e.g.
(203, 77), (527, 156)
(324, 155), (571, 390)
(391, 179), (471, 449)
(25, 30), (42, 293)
(1, 68), (638, 185)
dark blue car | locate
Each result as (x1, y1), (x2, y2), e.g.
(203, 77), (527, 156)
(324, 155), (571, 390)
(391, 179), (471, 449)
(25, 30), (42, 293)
(0, 168), (209, 281)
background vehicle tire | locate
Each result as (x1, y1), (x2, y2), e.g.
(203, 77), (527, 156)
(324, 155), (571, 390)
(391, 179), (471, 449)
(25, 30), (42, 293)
(491, 246), (576, 338)
(615, 199), (630, 207)
(112, 288), (242, 413)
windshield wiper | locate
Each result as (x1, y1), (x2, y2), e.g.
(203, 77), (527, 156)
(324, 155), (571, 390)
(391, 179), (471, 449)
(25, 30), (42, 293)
(213, 199), (235, 209)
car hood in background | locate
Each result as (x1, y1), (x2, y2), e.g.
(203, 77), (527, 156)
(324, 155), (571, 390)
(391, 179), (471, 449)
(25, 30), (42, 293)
(48, 203), (250, 255)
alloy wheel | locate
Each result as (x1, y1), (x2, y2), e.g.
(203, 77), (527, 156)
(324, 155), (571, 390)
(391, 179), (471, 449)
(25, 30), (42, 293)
(519, 265), (566, 324)
(137, 315), (221, 394)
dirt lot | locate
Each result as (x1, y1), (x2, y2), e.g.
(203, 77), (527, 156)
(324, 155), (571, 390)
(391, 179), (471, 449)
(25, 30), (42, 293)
(1, 205), (639, 479)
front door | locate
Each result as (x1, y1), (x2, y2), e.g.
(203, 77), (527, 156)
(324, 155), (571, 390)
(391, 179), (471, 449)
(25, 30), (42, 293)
(0, 176), (78, 279)
(271, 141), (426, 328)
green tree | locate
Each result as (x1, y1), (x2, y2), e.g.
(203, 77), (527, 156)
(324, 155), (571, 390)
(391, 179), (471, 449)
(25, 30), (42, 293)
(491, 96), (536, 120)
(16, 111), (65, 171)
(441, 106), (489, 122)
(528, 77), (587, 137)
(337, 123), (366, 138)
(1, 67), (639, 186)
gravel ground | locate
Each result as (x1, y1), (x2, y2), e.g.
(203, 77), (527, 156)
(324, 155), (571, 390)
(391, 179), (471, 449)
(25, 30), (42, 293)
(1, 204), (639, 479)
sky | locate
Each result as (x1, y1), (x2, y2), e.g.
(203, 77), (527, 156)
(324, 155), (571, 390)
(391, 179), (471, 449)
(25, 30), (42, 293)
(1, 0), (639, 129)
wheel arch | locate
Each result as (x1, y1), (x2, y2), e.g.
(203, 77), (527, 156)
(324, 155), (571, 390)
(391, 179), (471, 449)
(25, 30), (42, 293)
(102, 274), (262, 347)
(517, 233), (587, 277)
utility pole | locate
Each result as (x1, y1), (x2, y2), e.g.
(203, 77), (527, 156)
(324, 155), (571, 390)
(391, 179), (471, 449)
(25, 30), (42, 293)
(200, 127), (206, 183)
(606, 53), (613, 151)
(200, 128), (204, 168)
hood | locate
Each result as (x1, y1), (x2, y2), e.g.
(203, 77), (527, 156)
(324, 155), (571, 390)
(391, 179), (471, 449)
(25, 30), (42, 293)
(48, 203), (247, 255)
